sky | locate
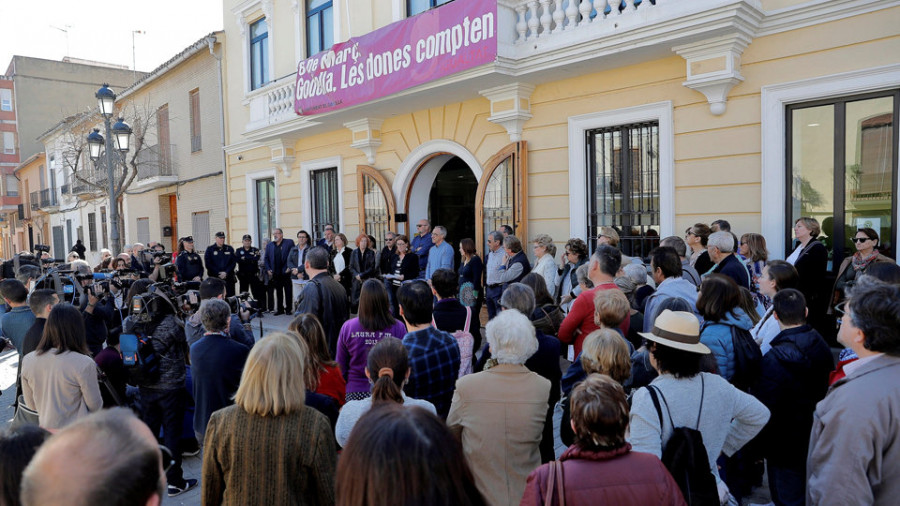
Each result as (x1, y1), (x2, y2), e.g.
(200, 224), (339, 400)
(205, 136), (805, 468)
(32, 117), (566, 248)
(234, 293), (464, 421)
(1, 0), (224, 73)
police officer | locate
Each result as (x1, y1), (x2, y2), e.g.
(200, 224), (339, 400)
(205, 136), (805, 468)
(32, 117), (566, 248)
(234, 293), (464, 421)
(236, 234), (264, 306)
(205, 231), (237, 297)
(175, 236), (204, 282)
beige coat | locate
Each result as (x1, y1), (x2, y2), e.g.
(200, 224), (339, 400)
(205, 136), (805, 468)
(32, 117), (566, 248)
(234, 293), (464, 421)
(447, 364), (550, 506)
(21, 349), (103, 429)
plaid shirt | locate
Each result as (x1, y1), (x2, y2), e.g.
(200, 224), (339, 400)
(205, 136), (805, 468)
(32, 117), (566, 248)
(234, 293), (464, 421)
(403, 326), (461, 419)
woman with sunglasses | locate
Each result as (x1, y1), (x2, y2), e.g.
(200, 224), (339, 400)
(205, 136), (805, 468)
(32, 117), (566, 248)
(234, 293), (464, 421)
(830, 227), (895, 315)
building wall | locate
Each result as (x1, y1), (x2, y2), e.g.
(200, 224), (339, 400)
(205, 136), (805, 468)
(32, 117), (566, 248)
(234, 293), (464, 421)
(6, 57), (140, 161)
(223, 1), (900, 257)
(120, 39), (227, 250)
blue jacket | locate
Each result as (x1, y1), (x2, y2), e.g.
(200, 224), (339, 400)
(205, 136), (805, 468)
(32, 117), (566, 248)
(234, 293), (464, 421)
(264, 238), (295, 275)
(205, 244), (237, 278)
(642, 277), (700, 332)
(712, 253), (751, 289)
(699, 307), (754, 381)
(190, 332), (250, 438)
(410, 233), (434, 273)
(750, 324), (833, 467)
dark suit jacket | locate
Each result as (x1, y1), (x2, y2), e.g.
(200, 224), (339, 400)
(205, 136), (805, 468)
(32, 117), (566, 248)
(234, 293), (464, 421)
(712, 253), (751, 289)
(432, 298), (482, 349)
(264, 239), (295, 275)
(793, 239), (828, 307)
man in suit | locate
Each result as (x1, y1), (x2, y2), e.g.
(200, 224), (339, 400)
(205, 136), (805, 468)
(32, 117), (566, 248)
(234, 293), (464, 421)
(316, 224), (336, 253)
(264, 228), (295, 315)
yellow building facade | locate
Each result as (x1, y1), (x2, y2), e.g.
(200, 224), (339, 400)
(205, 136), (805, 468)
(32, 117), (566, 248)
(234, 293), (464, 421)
(221, 0), (899, 267)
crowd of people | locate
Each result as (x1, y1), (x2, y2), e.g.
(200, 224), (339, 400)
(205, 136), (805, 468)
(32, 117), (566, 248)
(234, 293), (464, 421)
(1, 216), (899, 506)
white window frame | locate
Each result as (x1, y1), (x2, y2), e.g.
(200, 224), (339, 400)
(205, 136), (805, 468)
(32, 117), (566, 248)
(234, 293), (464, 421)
(761, 63), (900, 259)
(300, 155), (344, 235)
(567, 101), (675, 241)
(233, 0), (275, 97)
(0, 88), (11, 111)
(245, 167), (279, 246)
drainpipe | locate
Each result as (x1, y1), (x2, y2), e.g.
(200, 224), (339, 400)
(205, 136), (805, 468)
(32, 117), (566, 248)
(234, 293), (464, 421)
(207, 34), (230, 234)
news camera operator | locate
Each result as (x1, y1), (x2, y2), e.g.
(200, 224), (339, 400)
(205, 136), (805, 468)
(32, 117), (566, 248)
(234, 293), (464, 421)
(73, 262), (115, 356)
(122, 280), (198, 495)
(184, 277), (256, 349)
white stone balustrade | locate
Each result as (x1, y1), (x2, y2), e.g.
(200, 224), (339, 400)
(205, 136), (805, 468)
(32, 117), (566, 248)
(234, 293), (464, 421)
(247, 76), (297, 131)
(512, 0), (663, 43)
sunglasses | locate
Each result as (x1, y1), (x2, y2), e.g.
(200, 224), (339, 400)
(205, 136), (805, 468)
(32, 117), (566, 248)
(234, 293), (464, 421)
(160, 445), (174, 473)
(852, 238), (872, 243)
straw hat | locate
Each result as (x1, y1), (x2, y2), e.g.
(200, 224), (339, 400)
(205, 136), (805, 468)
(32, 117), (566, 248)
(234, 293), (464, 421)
(638, 310), (711, 354)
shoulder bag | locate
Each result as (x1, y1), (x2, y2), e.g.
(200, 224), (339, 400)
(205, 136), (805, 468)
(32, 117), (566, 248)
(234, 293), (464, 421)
(543, 460), (566, 506)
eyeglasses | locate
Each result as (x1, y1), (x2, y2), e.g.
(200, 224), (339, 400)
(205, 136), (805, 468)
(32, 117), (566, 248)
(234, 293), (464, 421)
(385, 237), (394, 241)
(416, 224), (426, 227)
(159, 445), (174, 473)
(852, 238), (871, 243)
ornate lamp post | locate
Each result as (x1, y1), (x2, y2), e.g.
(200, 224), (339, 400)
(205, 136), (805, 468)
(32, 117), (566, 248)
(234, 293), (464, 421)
(86, 84), (131, 255)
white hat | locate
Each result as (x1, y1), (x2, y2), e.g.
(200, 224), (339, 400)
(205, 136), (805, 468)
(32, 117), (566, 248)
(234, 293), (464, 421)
(638, 310), (711, 355)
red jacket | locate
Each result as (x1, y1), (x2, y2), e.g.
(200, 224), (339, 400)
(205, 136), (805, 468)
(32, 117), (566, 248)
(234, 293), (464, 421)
(521, 444), (685, 506)
(557, 283), (630, 357)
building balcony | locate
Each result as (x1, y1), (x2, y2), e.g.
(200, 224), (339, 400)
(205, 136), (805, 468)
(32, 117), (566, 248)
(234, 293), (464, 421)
(30, 189), (60, 212)
(69, 172), (105, 199)
(241, 0), (770, 142)
(132, 144), (178, 190)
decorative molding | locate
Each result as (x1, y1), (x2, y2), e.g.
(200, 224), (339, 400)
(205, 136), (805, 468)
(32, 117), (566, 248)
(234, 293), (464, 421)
(760, 63), (900, 259)
(674, 33), (751, 116)
(264, 139), (296, 177)
(300, 156), (345, 234)
(245, 167), (279, 246)
(261, 0), (274, 20)
(343, 118), (384, 164)
(393, 140), (485, 214)
(568, 101), (674, 241)
(757, 0), (900, 37)
(479, 83), (536, 142)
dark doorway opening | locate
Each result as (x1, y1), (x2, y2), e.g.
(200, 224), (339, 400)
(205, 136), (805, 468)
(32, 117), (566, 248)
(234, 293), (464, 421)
(429, 157), (477, 268)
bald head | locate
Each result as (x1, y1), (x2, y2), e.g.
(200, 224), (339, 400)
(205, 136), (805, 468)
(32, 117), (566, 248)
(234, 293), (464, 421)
(21, 408), (164, 506)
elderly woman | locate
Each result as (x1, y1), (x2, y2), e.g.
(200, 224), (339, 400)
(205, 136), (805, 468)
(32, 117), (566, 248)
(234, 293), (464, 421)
(556, 238), (589, 312)
(830, 227), (895, 314)
(531, 234), (558, 296)
(447, 310), (550, 506)
(629, 310), (769, 505)
(523, 374), (685, 506)
(202, 332), (336, 505)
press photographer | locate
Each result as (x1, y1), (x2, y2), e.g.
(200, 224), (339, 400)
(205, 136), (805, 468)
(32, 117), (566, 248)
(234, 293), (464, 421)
(73, 262), (116, 356)
(184, 278), (256, 348)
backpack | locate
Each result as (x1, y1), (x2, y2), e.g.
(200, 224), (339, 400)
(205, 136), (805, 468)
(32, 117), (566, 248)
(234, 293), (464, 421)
(433, 306), (474, 378)
(120, 331), (173, 386)
(729, 325), (762, 391)
(646, 376), (720, 506)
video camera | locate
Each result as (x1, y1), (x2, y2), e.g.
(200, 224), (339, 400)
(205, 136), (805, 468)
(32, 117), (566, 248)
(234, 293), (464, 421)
(34, 244), (50, 254)
(226, 291), (260, 319)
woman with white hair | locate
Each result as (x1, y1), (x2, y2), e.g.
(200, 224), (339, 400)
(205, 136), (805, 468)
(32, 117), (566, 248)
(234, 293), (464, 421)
(447, 310), (551, 506)
(531, 234), (558, 296)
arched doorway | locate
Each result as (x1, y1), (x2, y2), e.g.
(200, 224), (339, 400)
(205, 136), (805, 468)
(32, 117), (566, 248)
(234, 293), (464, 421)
(428, 157), (478, 251)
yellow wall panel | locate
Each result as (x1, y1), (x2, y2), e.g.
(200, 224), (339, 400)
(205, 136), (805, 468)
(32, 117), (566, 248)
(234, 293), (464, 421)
(676, 125), (761, 160)
(675, 155), (762, 187)
(674, 95), (761, 135)
(676, 186), (761, 215)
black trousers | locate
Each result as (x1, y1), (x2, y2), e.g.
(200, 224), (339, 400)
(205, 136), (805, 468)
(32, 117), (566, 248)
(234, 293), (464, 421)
(269, 274), (292, 313)
(140, 387), (186, 487)
(239, 275), (266, 311)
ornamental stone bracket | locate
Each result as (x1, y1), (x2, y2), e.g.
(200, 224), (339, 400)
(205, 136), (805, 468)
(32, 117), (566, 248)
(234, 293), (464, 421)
(674, 34), (752, 116)
(479, 83), (535, 142)
(344, 118), (384, 165)
(265, 139), (295, 177)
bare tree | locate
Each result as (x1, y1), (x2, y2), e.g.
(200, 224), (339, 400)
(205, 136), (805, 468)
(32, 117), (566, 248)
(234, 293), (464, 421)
(58, 103), (158, 255)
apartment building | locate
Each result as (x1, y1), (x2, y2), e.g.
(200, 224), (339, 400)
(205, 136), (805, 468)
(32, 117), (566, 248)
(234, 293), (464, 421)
(218, 0), (896, 287)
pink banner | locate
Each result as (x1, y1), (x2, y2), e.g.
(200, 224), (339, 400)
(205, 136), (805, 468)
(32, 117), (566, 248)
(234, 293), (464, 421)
(295, 0), (497, 116)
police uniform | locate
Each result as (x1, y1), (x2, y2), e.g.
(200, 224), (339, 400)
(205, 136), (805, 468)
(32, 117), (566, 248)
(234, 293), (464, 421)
(236, 243), (262, 301)
(205, 236), (237, 297)
(176, 250), (204, 281)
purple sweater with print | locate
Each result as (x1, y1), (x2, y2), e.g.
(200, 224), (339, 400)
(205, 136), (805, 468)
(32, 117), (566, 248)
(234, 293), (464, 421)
(336, 317), (408, 394)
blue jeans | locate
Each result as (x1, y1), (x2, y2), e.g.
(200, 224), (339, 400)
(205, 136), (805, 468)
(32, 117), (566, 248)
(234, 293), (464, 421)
(485, 285), (503, 320)
(768, 464), (805, 506)
(140, 387), (187, 487)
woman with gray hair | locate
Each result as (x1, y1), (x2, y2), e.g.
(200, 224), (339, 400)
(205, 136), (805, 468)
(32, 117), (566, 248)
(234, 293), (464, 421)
(447, 310), (551, 506)
(531, 234), (558, 296)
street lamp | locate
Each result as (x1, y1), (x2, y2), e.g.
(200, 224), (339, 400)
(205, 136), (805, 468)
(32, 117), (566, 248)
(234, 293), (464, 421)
(86, 84), (131, 256)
